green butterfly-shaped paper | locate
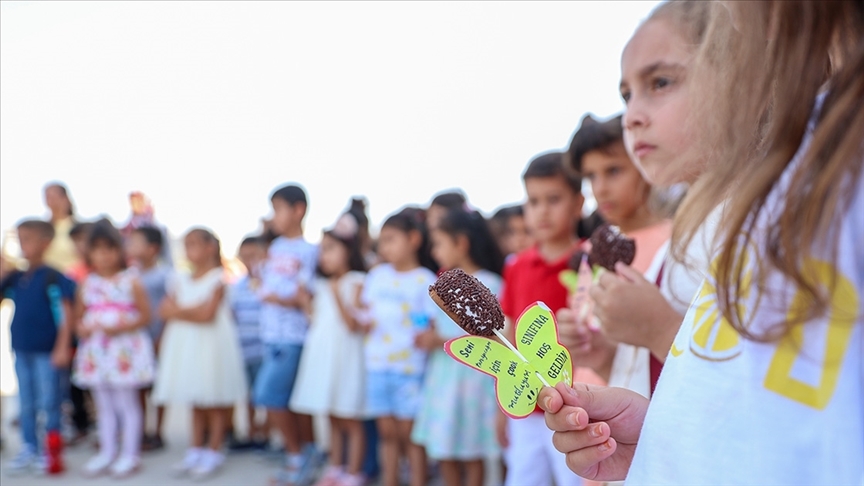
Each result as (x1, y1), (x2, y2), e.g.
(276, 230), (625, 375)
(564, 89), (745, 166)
(443, 302), (573, 418)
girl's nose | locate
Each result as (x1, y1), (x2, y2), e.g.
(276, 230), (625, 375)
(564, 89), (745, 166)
(623, 98), (649, 130)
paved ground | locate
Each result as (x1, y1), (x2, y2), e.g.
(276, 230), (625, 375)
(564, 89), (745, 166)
(0, 395), (503, 486)
(0, 395), (276, 485)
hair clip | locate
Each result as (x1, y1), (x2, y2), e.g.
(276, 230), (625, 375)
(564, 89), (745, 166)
(331, 213), (359, 239)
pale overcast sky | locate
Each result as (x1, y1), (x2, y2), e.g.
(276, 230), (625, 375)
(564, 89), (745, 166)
(1, 1), (660, 255)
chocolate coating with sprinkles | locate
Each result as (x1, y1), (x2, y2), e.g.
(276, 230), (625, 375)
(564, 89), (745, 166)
(588, 224), (636, 271)
(429, 269), (505, 337)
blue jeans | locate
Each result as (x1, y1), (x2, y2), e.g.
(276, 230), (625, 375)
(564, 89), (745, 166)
(14, 351), (61, 452)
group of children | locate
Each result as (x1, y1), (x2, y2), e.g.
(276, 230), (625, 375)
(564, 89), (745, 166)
(1, 117), (668, 486)
(4, 1), (862, 485)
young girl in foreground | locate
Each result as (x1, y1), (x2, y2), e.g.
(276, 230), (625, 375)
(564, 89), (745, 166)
(412, 208), (504, 486)
(362, 208), (438, 486)
(290, 212), (368, 486)
(541, 2), (864, 483)
(73, 220), (155, 478)
(153, 228), (247, 480)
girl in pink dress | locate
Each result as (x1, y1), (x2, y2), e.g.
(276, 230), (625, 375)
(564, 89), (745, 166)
(72, 220), (155, 478)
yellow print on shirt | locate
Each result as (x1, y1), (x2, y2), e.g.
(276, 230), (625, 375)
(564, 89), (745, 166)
(763, 258), (859, 410)
(685, 250), (753, 361)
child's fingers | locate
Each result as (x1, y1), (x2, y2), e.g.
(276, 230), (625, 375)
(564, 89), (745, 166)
(564, 438), (618, 480)
(551, 422), (611, 454)
(544, 404), (590, 432)
(539, 385), (565, 413)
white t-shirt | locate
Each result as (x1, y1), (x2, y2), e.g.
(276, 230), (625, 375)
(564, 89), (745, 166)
(627, 125), (864, 484)
(361, 263), (438, 375)
(660, 208), (721, 316)
(258, 236), (318, 345)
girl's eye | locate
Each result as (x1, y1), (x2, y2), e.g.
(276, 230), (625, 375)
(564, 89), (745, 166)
(620, 90), (631, 103)
(652, 77), (672, 90)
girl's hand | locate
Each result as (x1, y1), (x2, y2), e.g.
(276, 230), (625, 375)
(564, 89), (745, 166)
(159, 297), (179, 320)
(413, 328), (443, 351)
(103, 319), (132, 337)
(50, 345), (71, 368)
(539, 381), (649, 482)
(590, 263), (683, 360)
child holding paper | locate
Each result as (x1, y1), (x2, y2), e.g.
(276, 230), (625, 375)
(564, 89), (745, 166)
(413, 207), (505, 486)
(542, 1), (864, 484)
(497, 152), (591, 486)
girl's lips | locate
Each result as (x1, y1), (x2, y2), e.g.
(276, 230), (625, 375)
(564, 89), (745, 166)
(633, 142), (657, 158)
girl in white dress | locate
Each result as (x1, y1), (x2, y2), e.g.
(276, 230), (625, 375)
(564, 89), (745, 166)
(152, 228), (246, 480)
(74, 220), (155, 478)
(291, 213), (368, 486)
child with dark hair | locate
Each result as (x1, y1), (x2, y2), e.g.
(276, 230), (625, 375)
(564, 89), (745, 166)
(72, 220), (155, 478)
(126, 225), (173, 451)
(362, 206), (438, 486)
(427, 190), (468, 231)
(498, 151), (589, 486)
(63, 221), (93, 446)
(1, 219), (76, 476)
(257, 184), (320, 486)
(490, 204), (532, 260)
(291, 211), (368, 486)
(563, 113), (672, 398)
(153, 228), (246, 480)
(229, 236), (269, 450)
(412, 207), (504, 486)
(66, 222), (93, 284)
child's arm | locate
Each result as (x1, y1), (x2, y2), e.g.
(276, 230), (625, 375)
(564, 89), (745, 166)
(331, 278), (362, 332)
(162, 285), (225, 324)
(105, 279), (152, 336)
(261, 291), (307, 309)
(50, 299), (73, 368)
(73, 287), (91, 339)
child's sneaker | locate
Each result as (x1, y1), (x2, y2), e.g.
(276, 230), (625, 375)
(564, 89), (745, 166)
(172, 447), (204, 478)
(190, 449), (225, 481)
(82, 453), (114, 477)
(313, 465), (343, 486)
(338, 472), (366, 486)
(270, 453), (307, 486)
(5, 446), (37, 476)
(110, 455), (140, 478)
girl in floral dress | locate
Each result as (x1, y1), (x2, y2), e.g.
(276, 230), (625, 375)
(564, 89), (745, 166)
(73, 220), (155, 478)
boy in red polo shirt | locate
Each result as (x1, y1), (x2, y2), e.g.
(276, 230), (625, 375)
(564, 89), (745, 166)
(498, 152), (587, 486)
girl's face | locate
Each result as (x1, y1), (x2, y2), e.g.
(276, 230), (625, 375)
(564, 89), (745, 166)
(505, 215), (531, 255)
(237, 243), (267, 278)
(430, 229), (466, 271)
(620, 18), (698, 186)
(89, 240), (122, 275)
(582, 143), (651, 225)
(377, 226), (419, 267)
(44, 186), (70, 216)
(318, 234), (349, 276)
(184, 233), (215, 267)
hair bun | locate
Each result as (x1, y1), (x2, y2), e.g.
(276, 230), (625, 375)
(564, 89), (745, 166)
(350, 197), (366, 212)
(580, 113), (599, 127)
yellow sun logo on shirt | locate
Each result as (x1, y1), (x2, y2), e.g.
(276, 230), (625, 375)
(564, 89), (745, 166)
(681, 248), (754, 362)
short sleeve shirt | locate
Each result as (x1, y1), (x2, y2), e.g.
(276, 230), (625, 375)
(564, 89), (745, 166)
(258, 236), (319, 345)
(499, 245), (576, 321)
(231, 275), (264, 362)
(1, 266), (76, 352)
(361, 264), (438, 374)
(134, 262), (172, 342)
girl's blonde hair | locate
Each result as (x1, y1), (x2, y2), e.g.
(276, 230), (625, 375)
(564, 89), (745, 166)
(673, 1), (864, 340)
